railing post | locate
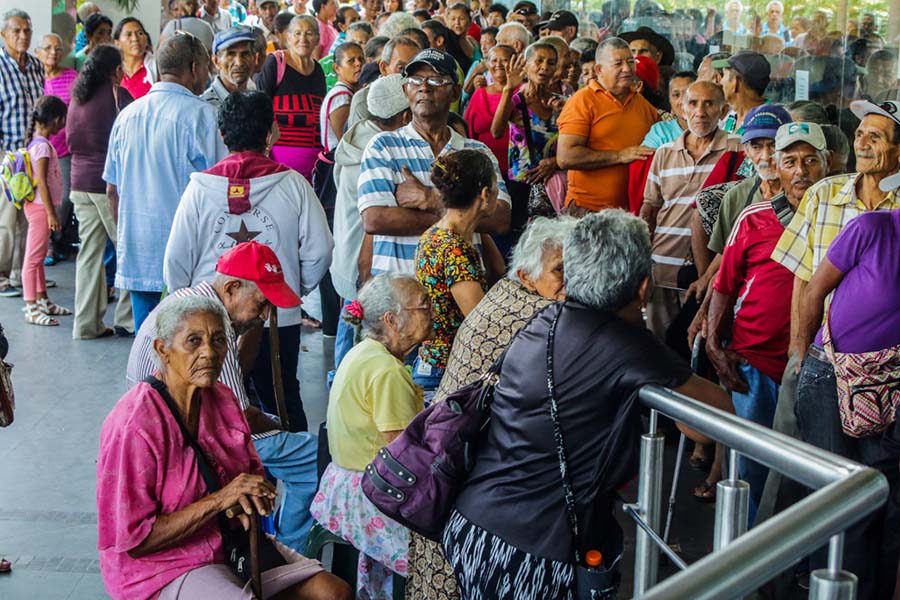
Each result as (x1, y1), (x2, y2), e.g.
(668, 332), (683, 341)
(634, 410), (664, 596)
(713, 448), (749, 551)
(809, 534), (857, 600)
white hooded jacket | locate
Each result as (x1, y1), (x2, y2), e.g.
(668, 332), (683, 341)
(164, 152), (334, 327)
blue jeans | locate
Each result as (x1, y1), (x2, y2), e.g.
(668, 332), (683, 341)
(730, 362), (779, 526)
(412, 356), (444, 404)
(326, 301), (356, 390)
(796, 351), (900, 599)
(130, 290), (162, 331)
(253, 430), (319, 553)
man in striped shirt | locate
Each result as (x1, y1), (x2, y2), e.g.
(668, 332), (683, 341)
(125, 242), (320, 553)
(640, 80), (740, 339)
(0, 9), (44, 297)
(357, 49), (510, 279)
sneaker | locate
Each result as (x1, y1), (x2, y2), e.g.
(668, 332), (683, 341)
(0, 286), (21, 298)
(114, 326), (134, 338)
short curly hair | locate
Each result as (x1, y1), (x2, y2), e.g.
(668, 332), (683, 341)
(218, 90), (274, 152)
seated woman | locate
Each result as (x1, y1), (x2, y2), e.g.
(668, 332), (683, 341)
(407, 215), (577, 600)
(97, 296), (349, 600)
(413, 149), (502, 396)
(443, 210), (733, 599)
(311, 274), (434, 600)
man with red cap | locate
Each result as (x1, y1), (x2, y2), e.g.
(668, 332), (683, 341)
(127, 241), (321, 554)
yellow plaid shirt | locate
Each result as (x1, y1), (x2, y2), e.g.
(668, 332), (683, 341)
(771, 173), (900, 281)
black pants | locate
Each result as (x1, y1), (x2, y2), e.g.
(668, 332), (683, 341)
(318, 271), (342, 337)
(250, 324), (307, 432)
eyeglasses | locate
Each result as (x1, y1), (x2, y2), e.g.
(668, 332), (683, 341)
(403, 304), (433, 312)
(404, 75), (455, 88)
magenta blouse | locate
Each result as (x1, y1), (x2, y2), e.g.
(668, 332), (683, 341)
(96, 381), (263, 600)
(43, 68), (77, 158)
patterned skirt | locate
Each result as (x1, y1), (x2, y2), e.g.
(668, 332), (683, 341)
(407, 531), (461, 600)
(310, 462), (409, 600)
(441, 510), (576, 600)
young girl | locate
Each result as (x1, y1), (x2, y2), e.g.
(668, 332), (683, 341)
(23, 96), (71, 326)
(319, 41), (364, 152)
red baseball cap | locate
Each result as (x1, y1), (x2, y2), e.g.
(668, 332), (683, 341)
(216, 242), (302, 308)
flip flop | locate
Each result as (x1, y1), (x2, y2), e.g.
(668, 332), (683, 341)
(300, 310), (322, 329)
(97, 328), (115, 338)
(689, 455), (713, 471)
(693, 480), (717, 503)
(0, 558), (12, 573)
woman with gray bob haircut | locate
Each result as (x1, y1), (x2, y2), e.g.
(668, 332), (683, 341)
(443, 211), (734, 599)
(152, 296), (232, 365)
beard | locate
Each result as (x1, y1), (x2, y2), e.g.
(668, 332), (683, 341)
(755, 160), (780, 181)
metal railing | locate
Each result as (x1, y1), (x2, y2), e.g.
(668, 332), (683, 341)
(628, 385), (889, 600)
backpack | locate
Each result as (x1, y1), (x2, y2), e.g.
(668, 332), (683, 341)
(0, 148), (36, 209)
(361, 352), (505, 541)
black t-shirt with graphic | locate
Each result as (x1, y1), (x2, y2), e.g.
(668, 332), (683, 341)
(255, 54), (326, 150)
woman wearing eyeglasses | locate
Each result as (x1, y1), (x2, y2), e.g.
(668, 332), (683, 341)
(255, 14), (326, 181)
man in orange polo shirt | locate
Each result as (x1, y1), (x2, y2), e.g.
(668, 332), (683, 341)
(557, 37), (659, 212)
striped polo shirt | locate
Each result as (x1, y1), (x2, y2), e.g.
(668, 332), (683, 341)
(357, 123), (510, 277)
(643, 128), (741, 289)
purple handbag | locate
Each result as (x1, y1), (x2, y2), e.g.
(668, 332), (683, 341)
(361, 354), (504, 541)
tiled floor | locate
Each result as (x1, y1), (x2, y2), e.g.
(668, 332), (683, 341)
(0, 259), (333, 599)
(0, 259), (729, 600)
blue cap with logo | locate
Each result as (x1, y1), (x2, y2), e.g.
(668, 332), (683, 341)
(740, 104), (793, 144)
(212, 26), (257, 56)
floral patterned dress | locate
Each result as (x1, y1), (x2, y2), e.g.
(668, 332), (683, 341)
(415, 226), (487, 370)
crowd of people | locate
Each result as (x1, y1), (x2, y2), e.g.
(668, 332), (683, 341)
(2, 0), (900, 598)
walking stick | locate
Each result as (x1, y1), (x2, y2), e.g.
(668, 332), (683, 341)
(268, 307), (291, 432)
(249, 515), (264, 599)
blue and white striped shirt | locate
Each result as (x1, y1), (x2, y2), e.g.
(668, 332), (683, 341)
(0, 49), (43, 151)
(356, 123), (510, 276)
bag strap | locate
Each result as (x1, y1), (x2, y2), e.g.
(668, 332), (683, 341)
(517, 91), (540, 170)
(144, 376), (234, 538)
(323, 84), (353, 154)
(274, 50), (287, 88)
(545, 305), (583, 563)
(726, 150), (739, 180)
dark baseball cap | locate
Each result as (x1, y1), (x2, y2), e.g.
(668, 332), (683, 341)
(512, 1), (538, 15)
(712, 51), (771, 94)
(547, 10), (578, 31)
(740, 104), (792, 143)
(402, 48), (459, 84)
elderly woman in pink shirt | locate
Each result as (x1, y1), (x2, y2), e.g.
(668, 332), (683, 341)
(96, 296), (350, 600)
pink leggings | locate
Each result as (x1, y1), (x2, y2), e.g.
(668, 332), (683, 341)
(22, 201), (50, 301)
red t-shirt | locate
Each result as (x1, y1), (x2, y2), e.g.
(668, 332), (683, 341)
(713, 200), (792, 381)
(467, 22), (481, 41)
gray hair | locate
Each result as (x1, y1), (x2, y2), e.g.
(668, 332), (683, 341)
(380, 12), (421, 38)
(77, 2), (99, 22)
(40, 33), (63, 46)
(290, 14), (319, 34)
(381, 35), (420, 64)
(563, 210), (652, 312)
(524, 41), (558, 62)
(355, 273), (420, 341)
(497, 22), (532, 48)
(822, 125), (849, 170)
(249, 26), (267, 53)
(2, 9), (31, 31)
(152, 295), (233, 366)
(787, 100), (829, 125)
(349, 21), (374, 37)
(508, 216), (578, 283)
(570, 36), (598, 57)
(595, 36), (630, 62)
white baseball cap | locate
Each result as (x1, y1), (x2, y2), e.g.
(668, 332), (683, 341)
(367, 74), (409, 120)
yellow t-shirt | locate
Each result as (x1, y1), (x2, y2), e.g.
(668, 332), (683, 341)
(326, 337), (424, 471)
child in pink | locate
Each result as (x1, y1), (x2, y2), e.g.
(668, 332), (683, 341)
(23, 96), (72, 326)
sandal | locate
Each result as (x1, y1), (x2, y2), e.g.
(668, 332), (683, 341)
(300, 309), (322, 329)
(693, 480), (717, 503)
(24, 304), (58, 326)
(97, 328), (115, 338)
(36, 298), (71, 316)
(0, 558), (11, 573)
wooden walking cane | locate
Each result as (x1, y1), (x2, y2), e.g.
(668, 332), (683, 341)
(223, 307), (290, 599)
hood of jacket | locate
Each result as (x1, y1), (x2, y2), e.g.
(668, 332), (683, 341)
(200, 151), (292, 214)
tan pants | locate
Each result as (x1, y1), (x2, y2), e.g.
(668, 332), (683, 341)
(645, 286), (684, 340)
(0, 196), (27, 288)
(71, 191), (133, 338)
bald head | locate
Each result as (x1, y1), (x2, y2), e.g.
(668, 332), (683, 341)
(686, 80), (726, 104)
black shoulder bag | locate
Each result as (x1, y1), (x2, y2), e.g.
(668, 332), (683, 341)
(144, 377), (286, 584)
(545, 310), (621, 599)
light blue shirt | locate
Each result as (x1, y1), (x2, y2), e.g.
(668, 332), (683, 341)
(104, 82), (227, 292)
(357, 123), (510, 277)
(642, 120), (684, 149)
